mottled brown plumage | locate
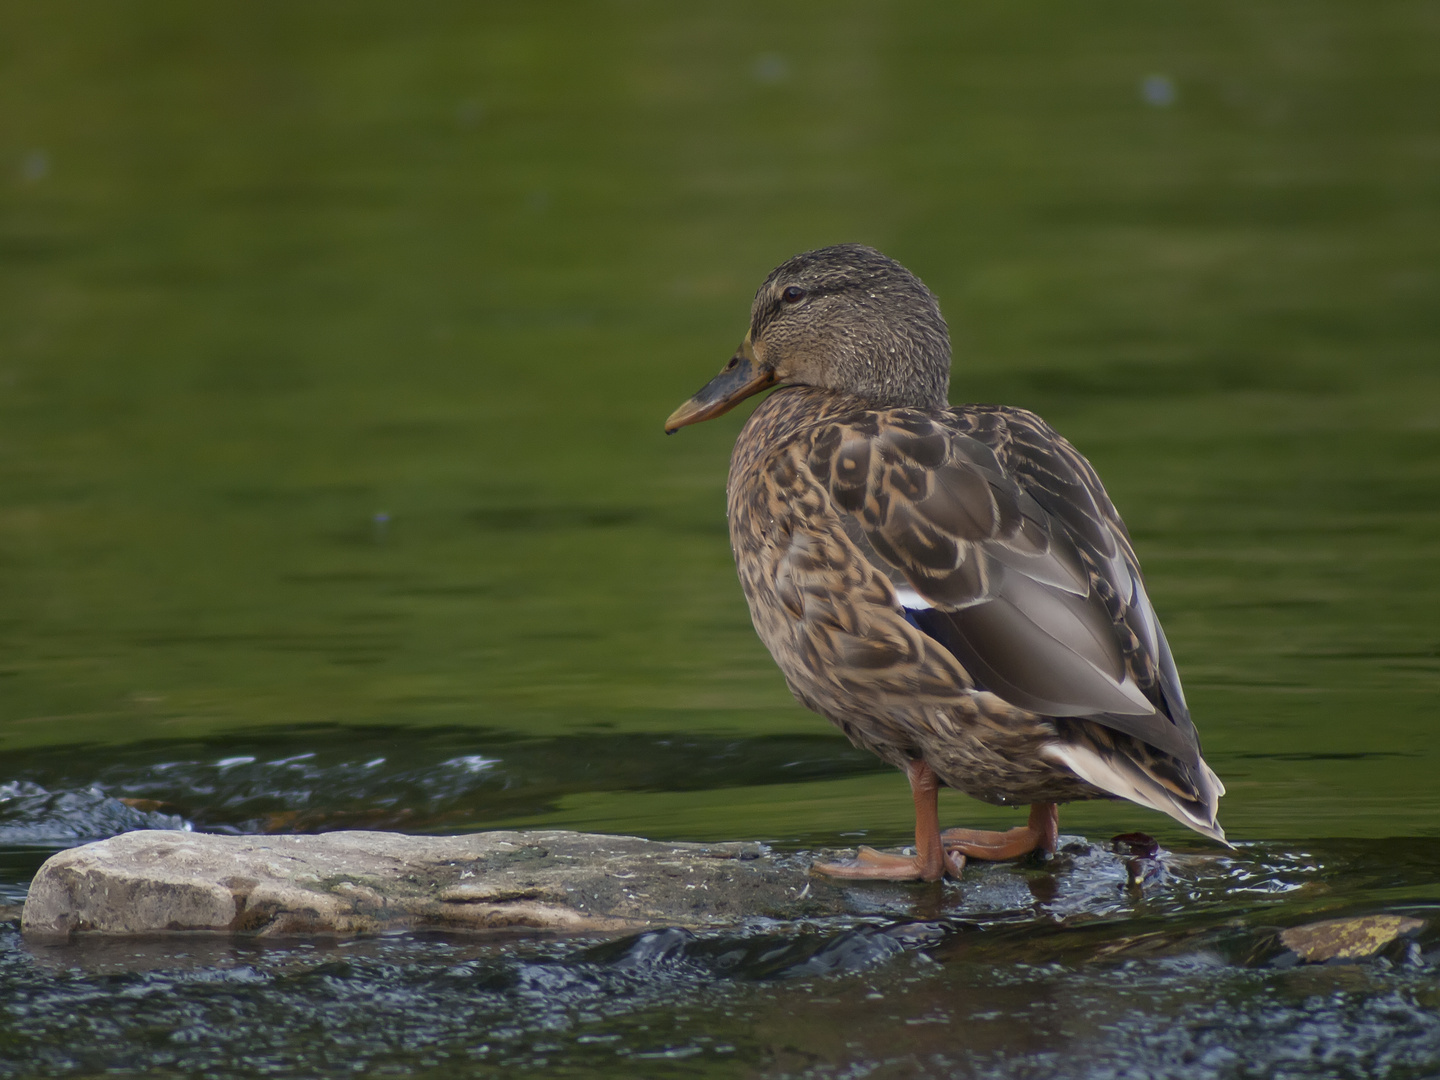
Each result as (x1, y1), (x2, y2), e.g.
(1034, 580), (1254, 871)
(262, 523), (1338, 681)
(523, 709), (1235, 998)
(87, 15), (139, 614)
(667, 244), (1225, 881)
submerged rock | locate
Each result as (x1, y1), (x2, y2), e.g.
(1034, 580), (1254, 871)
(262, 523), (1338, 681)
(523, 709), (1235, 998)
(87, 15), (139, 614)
(22, 829), (828, 939)
(1279, 914), (1426, 963)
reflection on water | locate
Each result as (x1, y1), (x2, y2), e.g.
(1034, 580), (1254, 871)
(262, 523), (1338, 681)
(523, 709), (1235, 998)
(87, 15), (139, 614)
(0, 725), (884, 840)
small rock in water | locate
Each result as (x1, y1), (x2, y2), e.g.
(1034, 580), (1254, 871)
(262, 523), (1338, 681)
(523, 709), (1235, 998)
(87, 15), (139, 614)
(1279, 914), (1425, 963)
(1112, 832), (1164, 890)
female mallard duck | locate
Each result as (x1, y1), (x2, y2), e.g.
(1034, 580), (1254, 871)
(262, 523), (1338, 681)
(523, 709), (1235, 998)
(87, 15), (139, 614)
(666, 244), (1225, 882)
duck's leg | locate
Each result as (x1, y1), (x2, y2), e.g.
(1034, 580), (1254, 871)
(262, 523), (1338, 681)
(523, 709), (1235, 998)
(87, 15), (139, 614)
(811, 759), (965, 882)
(941, 802), (1059, 861)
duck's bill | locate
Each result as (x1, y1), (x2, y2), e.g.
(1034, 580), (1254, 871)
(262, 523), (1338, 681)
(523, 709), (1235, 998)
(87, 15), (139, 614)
(664, 337), (777, 434)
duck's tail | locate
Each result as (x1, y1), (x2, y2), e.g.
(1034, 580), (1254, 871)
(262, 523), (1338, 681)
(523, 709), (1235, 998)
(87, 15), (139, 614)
(1042, 720), (1229, 846)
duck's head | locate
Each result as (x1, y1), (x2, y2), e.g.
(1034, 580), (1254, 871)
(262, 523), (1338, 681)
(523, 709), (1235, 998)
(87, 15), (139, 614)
(666, 244), (951, 433)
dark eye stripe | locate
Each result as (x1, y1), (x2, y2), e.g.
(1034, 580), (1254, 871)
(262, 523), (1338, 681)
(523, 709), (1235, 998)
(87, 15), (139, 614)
(753, 283), (836, 340)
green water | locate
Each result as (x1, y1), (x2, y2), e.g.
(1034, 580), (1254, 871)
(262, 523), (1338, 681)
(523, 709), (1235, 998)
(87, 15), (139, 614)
(6, 0), (1437, 842)
(1, 3), (1439, 1075)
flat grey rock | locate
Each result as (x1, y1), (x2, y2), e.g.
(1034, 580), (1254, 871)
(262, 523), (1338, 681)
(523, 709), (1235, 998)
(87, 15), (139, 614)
(21, 829), (828, 938)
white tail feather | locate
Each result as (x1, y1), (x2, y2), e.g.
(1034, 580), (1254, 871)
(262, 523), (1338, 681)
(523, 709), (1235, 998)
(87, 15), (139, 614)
(1043, 741), (1229, 846)
(1206, 760), (1227, 798)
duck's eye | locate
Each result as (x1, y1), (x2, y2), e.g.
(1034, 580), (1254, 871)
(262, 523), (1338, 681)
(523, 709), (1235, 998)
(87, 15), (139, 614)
(781, 285), (806, 303)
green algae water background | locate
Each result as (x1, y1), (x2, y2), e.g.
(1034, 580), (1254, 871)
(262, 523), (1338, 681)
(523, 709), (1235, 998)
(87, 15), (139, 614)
(3, 2), (1439, 845)
(7, 0), (1438, 847)
(3, 3), (1440, 1077)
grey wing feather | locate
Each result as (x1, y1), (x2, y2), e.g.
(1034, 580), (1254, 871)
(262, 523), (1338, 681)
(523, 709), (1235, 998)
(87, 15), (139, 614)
(806, 406), (1201, 765)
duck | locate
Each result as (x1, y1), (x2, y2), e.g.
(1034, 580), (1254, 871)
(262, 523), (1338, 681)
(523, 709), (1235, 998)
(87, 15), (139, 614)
(665, 243), (1225, 882)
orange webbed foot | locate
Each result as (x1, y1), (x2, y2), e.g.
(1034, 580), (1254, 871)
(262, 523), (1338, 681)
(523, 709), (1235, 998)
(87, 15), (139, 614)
(812, 845), (965, 882)
(942, 802), (1059, 862)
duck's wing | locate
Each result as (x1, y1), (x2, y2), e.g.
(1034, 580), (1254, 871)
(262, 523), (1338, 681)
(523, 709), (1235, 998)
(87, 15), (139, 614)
(804, 405), (1202, 767)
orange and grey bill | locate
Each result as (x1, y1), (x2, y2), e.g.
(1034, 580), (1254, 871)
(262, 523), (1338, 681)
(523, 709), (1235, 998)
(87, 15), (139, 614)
(665, 334), (776, 433)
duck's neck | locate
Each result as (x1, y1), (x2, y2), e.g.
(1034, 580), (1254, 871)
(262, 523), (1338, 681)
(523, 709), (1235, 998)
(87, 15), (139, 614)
(726, 386), (873, 482)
